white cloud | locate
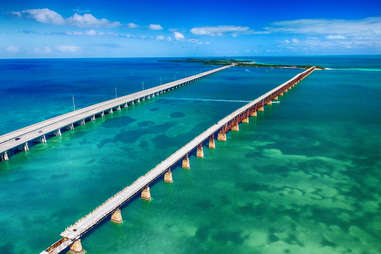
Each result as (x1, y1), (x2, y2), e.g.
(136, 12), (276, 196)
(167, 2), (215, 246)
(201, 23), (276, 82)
(156, 35), (165, 40)
(128, 22), (138, 28)
(67, 13), (120, 27)
(190, 25), (250, 36)
(174, 31), (184, 40)
(12, 8), (65, 25)
(34, 46), (52, 54)
(12, 8), (120, 27)
(6, 45), (19, 53)
(57, 45), (80, 53)
(66, 29), (99, 36)
(149, 24), (163, 30)
(188, 39), (210, 45)
(326, 35), (346, 40)
(269, 17), (381, 36)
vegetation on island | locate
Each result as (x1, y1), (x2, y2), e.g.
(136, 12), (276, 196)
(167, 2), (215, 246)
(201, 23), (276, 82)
(161, 58), (325, 70)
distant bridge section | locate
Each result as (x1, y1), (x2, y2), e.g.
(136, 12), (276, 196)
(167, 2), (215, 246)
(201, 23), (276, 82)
(0, 64), (233, 162)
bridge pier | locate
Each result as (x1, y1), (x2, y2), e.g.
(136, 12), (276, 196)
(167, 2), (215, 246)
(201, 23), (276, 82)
(217, 131), (226, 141)
(69, 239), (85, 254)
(117, 105), (121, 111)
(250, 111), (257, 117)
(124, 102), (128, 108)
(232, 123), (239, 132)
(111, 209), (123, 224)
(101, 111), (105, 117)
(131, 101), (135, 105)
(2, 152), (9, 161)
(242, 116), (249, 123)
(24, 142), (29, 151)
(274, 96), (279, 100)
(164, 169), (173, 183)
(141, 186), (152, 201)
(91, 115), (95, 121)
(209, 136), (215, 149)
(137, 99), (140, 103)
(55, 129), (62, 136)
(80, 119), (85, 126)
(69, 123), (75, 130)
(197, 145), (204, 158)
(41, 135), (47, 143)
(266, 100), (272, 105)
(109, 108), (114, 114)
(279, 92), (284, 96)
(258, 106), (264, 112)
(182, 154), (190, 169)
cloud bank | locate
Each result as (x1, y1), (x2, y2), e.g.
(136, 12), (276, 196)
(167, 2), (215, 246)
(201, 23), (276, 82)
(12, 8), (120, 27)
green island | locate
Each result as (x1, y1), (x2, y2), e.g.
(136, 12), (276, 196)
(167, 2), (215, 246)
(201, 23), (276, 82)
(161, 58), (325, 70)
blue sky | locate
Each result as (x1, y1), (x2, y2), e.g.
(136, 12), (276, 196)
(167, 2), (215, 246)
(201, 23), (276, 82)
(1, 0), (381, 58)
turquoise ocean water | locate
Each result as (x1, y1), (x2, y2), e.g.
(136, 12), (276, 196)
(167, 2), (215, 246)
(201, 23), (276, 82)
(0, 57), (380, 254)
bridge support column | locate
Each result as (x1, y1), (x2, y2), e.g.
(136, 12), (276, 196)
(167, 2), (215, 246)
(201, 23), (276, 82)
(69, 239), (85, 254)
(137, 99), (140, 103)
(117, 105), (121, 111)
(2, 152), (9, 161)
(242, 117), (249, 123)
(141, 186), (152, 201)
(131, 101), (135, 105)
(164, 169), (173, 183)
(41, 135), (47, 143)
(284, 88), (288, 93)
(109, 108), (114, 114)
(91, 115), (95, 121)
(80, 119), (85, 126)
(209, 136), (215, 149)
(274, 96), (279, 100)
(182, 154), (190, 169)
(279, 92), (284, 96)
(24, 142), (29, 152)
(147, 95), (151, 99)
(55, 129), (62, 136)
(101, 111), (105, 117)
(258, 106), (264, 112)
(250, 111), (257, 117)
(69, 123), (74, 130)
(124, 102), (128, 108)
(111, 209), (123, 224)
(266, 100), (272, 105)
(217, 131), (226, 141)
(197, 145), (204, 158)
(232, 123), (239, 132)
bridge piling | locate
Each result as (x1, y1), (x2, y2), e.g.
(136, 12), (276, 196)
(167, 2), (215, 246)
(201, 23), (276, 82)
(196, 145), (204, 158)
(24, 142), (29, 151)
(209, 136), (215, 149)
(110, 209), (123, 224)
(232, 122), (239, 132)
(242, 116), (249, 123)
(68, 239), (85, 254)
(141, 186), (152, 201)
(217, 131), (227, 141)
(2, 152), (9, 161)
(250, 111), (257, 117)
(55, 129), (62, 136)
(41, 135), (47, 143)
(182, 154), (190, 169)
(164, 169), (173, 183)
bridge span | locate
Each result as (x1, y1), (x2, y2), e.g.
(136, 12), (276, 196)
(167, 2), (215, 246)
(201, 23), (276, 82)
(42, 66), (316, 254)
(0, 64), (233, 162)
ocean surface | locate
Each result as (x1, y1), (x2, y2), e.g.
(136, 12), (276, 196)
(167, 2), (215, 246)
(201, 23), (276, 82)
(0, 56), (380, 254)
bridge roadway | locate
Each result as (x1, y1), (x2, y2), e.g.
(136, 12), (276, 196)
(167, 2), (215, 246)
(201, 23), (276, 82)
(0, 64), (233, 161)
(40, 66), (316, 253)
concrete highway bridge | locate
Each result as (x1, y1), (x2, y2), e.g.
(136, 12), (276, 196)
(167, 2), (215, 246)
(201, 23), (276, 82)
(0, 64), (233, 162)
(41, 66), (316, 254)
